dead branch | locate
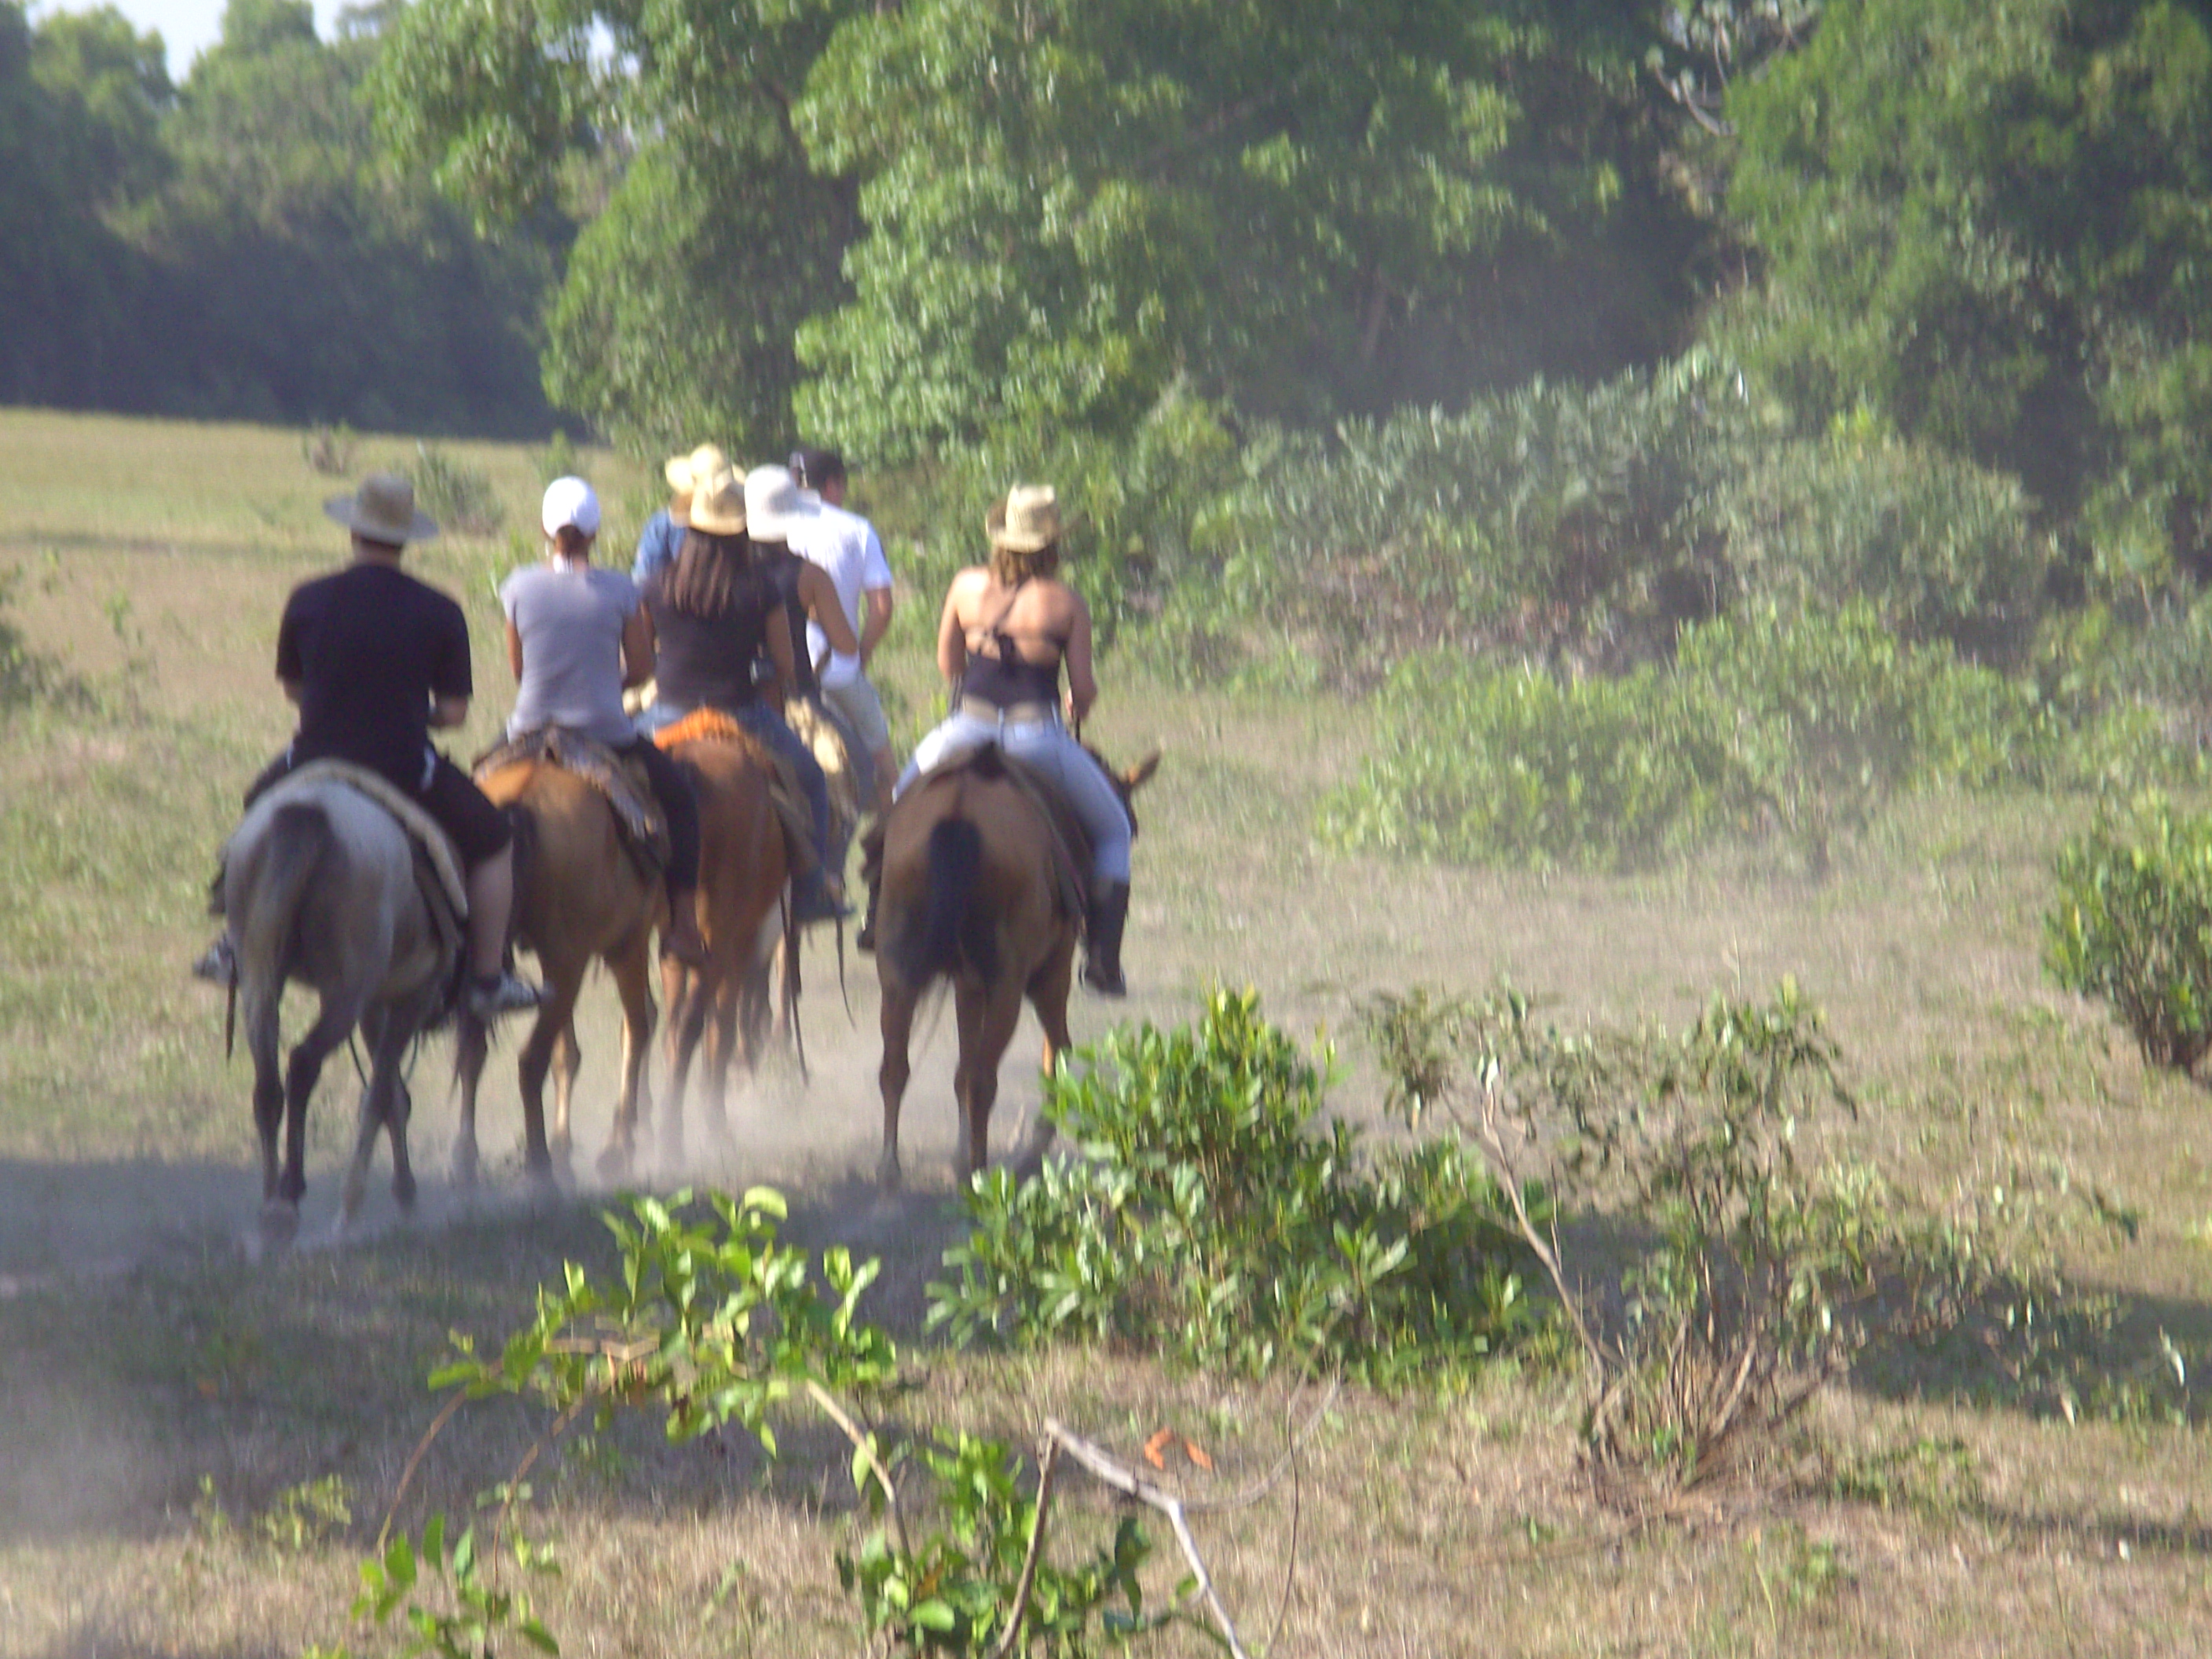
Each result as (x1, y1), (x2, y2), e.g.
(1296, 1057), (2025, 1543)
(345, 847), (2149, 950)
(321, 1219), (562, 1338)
(804, 1379), (913, 1561)
(1042, 1417), (1251, 1659)
(987, 1437), (1060, 1659)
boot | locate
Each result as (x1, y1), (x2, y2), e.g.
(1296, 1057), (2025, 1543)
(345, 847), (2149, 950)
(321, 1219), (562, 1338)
(855, 866), (881, 954)
(1081, 879), (1130, 997)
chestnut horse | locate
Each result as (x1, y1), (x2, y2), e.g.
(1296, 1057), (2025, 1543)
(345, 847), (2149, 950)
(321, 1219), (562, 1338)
(453, 760), (661, 1187)
(875, 742), (1158, 1188)
(605, 720), (793, 1175)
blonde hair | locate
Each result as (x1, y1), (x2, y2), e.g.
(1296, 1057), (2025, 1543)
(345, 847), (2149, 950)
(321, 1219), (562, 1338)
(990, 541), (1060, 587)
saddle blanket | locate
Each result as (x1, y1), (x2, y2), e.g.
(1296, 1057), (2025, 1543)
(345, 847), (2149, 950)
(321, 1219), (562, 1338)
(650, 708), (817, 877)
(474, 727), (669, 872)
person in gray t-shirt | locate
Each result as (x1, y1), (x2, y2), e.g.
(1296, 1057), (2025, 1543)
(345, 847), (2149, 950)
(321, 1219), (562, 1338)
(500, 478), (708, 965)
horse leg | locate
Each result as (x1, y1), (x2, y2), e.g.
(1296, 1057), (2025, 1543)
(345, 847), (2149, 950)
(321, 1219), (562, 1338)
(550, 1017), (580, 1170)
(272, 991), (363, 1232)
(452, 1012), (489, 1190)
(1022, 935), (1079, 1166)
(246, 996), (285, 1207)
(877, 976), (919, 1190)
(516, 969), (581, 1187)
(602, 933), (657, 1181)
(960, 978), (1026, 1182)
(662, 961), (714, 1167)
(339, 1007), (414, 1229)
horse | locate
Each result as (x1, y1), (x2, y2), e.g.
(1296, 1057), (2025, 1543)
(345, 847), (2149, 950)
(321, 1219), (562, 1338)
(610, 723), (792, 1175)
(453, 759), (661, 1188)
(874, 742), (1159, 1188)
(222, 774), (450, 1240)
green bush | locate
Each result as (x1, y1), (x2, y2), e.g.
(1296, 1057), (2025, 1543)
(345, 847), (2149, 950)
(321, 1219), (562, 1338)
(1326, 602), (2195, 873)
(928, 990), (1544, 1382)
(2045, 796), (2212, 1072)
(1716, 426), (2049, 653)
(407, 443), (507, 537)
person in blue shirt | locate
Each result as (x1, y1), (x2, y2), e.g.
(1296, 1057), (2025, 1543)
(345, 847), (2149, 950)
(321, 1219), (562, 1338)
(633, 442), (726, 589)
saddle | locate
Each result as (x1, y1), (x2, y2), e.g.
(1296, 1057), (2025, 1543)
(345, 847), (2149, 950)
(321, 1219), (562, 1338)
(866, 744), (1090, 928)
(239, 760), (469, 961)
(473, 727), (671, 880)
(651, 708), (818, 878)
(782, 696), (862, 851)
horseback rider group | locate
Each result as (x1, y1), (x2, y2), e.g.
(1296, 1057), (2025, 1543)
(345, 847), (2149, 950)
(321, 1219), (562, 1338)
(196, 453), (1136, 1011)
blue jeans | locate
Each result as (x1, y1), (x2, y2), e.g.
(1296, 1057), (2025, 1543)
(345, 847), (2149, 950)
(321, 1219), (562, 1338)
(897, 709), (1132, 882)
(641, 700), (838, 877)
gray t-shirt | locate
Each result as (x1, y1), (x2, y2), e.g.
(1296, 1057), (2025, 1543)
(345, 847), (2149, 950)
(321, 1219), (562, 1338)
(500, 562), (639, 746)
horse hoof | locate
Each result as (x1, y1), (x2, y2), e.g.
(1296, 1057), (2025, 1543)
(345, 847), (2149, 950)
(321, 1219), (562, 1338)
(259, 1200), (300, 1247)
(393, 1174), (419, 1215)
(595, 1142), (632, 1183)
(451, 1144), (479, 1190)
(877, 1153), (903, 1193)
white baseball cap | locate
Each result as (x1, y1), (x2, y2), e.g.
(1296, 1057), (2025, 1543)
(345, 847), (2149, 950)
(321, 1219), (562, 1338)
(541, 475), (601, 538)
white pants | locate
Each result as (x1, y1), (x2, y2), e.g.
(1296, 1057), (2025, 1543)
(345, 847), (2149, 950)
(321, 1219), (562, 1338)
(897, 710), (1132, 882)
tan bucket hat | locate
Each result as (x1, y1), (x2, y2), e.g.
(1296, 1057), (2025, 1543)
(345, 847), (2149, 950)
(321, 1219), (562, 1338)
(987, 484), (1061, 552)
(687, 467), (747, 537)
(324, 472), (438, 545)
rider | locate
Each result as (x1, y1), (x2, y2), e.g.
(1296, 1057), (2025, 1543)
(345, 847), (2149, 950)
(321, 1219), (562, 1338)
(789, 445), (898, 815)
(192, 472), (540, 1021)
(886, 483), (1133, 995)
(635, 467), (859, 925)
(632, 441), (727, 590)
(501, 477), (709, 967)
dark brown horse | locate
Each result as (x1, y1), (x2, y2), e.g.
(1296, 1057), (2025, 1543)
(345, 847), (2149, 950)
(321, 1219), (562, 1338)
(454, 760), (661, 1188)
(609, 716), (793, 1174)
(875, 743), (1157, 1188)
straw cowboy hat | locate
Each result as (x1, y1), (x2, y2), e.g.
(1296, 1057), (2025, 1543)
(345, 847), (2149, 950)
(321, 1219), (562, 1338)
(664, 442), (729, 493)
(987, 483), (1062, 553)
(324, 472), (438, 545)
(687, 467), (747, 537)
(744, 463), (819, 544)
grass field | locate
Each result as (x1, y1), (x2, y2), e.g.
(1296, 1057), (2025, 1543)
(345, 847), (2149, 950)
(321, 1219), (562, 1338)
(2, 408), (2210, 1656)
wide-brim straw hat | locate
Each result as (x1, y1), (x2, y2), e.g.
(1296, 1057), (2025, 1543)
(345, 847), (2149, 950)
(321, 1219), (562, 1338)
(664, 441), (729, 495)
(987, 483), (1061, 553)
(744, 463), (819, 544)
(324, 472), (437, 545)
(687, 468), (747, 537)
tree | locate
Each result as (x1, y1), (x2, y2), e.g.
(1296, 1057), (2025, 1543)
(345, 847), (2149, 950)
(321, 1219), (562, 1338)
(1724, 0), (2212, 591)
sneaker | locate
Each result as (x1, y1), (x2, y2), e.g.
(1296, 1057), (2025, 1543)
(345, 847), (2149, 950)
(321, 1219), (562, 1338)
(192, 935), (236, 986)
(466, 972), (543, 1021)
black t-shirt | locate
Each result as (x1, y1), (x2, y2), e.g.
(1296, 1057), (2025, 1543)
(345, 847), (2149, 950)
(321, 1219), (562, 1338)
(276, 562), (473, 790)
(643, 568), (771, 713)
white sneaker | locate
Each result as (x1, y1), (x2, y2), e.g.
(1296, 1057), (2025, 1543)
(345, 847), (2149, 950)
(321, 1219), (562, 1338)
(466, 972), (543, 1021)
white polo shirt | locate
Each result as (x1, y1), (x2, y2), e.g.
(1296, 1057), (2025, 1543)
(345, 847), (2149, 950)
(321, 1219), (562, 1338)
(791, 499), (892, 665)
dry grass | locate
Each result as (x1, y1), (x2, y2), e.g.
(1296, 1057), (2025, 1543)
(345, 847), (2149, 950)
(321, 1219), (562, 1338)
(2, 408), (2210, 1656)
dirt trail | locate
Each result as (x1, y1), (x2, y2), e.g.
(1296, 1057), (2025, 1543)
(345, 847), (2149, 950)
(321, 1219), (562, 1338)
(0, 952), (1042, 1286)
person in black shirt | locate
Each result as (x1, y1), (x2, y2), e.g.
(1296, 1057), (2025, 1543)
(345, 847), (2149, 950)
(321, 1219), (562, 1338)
(195, 474), (539, 1021)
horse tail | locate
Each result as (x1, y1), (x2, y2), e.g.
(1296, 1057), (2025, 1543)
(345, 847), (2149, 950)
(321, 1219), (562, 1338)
(893, 813), (996, 987)
(235, 801), (339, 1054)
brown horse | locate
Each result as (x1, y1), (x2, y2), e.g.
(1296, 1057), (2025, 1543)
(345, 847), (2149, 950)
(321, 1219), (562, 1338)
(875, 743), (1158, 1188)
(606, 722), (792, 1175)
(453, 760), (661, 1187)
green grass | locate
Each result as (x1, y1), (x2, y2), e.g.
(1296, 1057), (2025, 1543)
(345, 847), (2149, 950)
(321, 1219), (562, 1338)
(2, 408), (2211, 1655)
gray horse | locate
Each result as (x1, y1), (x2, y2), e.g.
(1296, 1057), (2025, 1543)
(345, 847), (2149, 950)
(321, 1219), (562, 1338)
(222, 773), (450, 1240)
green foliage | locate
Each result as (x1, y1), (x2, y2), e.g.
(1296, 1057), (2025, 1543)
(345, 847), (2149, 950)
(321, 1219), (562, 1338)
(1326, 601), (2192, 873)
(2045, 794), (2212, 1071)
(839, 1434), (1157, 1656)
(1368, 983), (1992, 1491)
(928, 989), (1543, 1382)
(353, 1511), (563, 1659)
(406, 444), (505, 537)
(1726, 0), (2212, 584)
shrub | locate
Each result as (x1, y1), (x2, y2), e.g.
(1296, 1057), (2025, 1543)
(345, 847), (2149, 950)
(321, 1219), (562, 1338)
(928, 989), (1544, 1382)
(2045, 795), (2212, 1071)
(1716, 427), (2050, 654)
(408, 442), (506, 537)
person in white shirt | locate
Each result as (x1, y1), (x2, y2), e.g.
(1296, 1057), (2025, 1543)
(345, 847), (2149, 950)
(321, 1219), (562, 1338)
(789, 446), (897, 813)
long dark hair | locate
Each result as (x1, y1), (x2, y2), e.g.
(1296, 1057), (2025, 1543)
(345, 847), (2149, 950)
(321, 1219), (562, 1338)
(667, 529), (756, 618)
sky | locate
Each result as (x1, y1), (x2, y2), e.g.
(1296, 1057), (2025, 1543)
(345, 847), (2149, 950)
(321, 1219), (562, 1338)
(35, 0), (346, 74)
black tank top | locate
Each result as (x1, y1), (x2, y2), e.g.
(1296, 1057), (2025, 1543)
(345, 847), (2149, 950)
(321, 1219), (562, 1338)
(763, 548), (819, 698)
(644, 569), (771, 712)
(961, 578), (1066, 708)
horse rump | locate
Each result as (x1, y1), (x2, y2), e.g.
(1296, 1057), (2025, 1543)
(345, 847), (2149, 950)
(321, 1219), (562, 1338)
(889, 815), (998, 987)
(234, 800), (340, 994)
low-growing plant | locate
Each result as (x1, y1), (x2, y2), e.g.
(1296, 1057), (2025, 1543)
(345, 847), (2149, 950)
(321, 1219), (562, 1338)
(301, 423), (357, 477)
(408, 444), (507, 537)
(1368, 983), (1992, 1499)
(928, 990), (1544, 1382)
(2045, 793), (2212, 1071)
